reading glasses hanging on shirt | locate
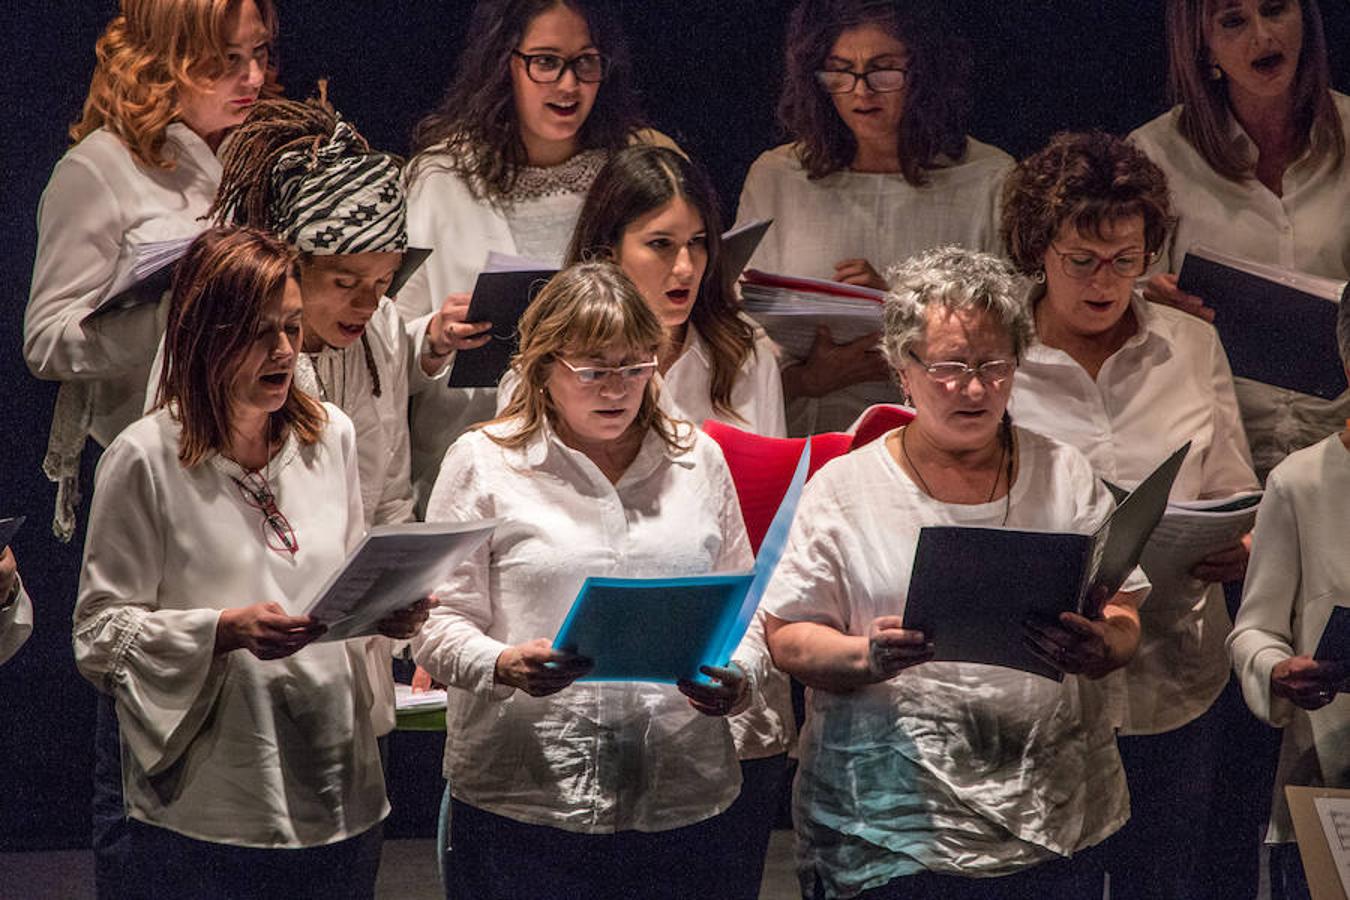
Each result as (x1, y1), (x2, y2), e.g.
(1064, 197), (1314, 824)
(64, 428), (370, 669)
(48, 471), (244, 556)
(814, 67), (908, 93)
(231, 473), (300, 557)
(512, 51), (608, 84)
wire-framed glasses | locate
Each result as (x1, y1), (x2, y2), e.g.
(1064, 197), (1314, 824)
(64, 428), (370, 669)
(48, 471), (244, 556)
(1049, 245), (1153, 280)
(907, 352), (1015, 388)
(556, 356), (659, 387)
(512, 51), (608, 84)
(232, 472), (299, 557)
(815, 67), (908, 94)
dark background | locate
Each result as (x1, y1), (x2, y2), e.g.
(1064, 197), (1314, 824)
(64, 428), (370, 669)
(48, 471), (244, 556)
(3, 0), (1349, 850)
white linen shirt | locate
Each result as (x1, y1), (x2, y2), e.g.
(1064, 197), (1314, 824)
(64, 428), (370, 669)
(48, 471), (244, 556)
(413, 421), (756, 833)
(1130, 96), (1350, 478)
(1228, 435), (1350, 842)
(1010, 294), (1259, 735)
(0, 582), (32, 666)
(734, 139), (1012, 435)
(293, 298), (439, 737)
(397, 154), (599, 512)
(72, 405), (388, 848)
(761, 429), (1145, 897)
(664, 321), (787, 439)
(25, 124), (221, 447)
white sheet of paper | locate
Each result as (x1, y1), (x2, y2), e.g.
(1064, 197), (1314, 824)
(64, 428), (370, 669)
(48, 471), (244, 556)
(1314, 796), (1350, 898)
(394, 683), (447, 712)
(1138, 493), (1260, 599)
(305, 519), (498, 642)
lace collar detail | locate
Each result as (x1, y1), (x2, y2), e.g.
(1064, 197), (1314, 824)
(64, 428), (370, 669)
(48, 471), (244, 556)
(508, 149), (607, 204)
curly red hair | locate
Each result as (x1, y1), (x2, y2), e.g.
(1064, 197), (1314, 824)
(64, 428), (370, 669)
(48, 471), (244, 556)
(70, 0), (280, 169)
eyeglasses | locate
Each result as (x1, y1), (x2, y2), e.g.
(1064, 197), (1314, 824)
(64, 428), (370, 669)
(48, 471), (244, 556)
(512, 51), (608, 84)
(1049, 245), (1153, 280)
(907, 351), (1015, 387)
(556, 356), (659, 387)
(815, 67), (908, 94)
(232, 472), (299, 557)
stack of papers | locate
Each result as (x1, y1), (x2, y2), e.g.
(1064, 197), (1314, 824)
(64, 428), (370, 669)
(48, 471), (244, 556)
(740, 269), (885, 362)
(1137, 491), (1262, 593)
(394, 683), (447, 712)
(86, 237), (198, 320)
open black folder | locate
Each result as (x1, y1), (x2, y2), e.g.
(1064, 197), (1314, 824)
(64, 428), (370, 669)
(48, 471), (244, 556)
(1314, 606), (1350, 663)
(901, 443), (1189, 680)
(1177, 246), (1347, 400)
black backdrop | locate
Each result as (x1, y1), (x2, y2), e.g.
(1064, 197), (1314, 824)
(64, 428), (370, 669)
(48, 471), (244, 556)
(3, 1), (1348, 850)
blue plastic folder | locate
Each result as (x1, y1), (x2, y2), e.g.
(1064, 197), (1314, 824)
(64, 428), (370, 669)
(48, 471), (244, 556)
(552, 443), (810, 683)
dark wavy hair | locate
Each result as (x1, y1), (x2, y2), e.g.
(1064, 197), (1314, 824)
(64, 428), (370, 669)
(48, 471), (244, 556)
(565, 146), (756, 421)
(1164, 0), (1343, 181)
(156, 226), (325, 467)
(1001, 131), (1174, 277)
(777, 0), (972, 185)
(407, 0), (643, 201)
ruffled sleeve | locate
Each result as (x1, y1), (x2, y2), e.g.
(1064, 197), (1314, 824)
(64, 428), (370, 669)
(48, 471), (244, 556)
(72, 435), (227, 776)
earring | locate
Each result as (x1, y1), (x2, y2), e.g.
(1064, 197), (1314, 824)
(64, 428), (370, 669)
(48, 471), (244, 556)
(1032, 269), (1046, 284)
(1207, 61), (1224, 81)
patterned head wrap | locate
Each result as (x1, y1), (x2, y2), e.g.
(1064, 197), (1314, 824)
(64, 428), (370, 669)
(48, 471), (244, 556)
(267, 118), (406, 255)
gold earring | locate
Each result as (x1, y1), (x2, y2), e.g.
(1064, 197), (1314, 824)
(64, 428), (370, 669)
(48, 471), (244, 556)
(1032, 269), (1046, 284)
(1207, 61), (1224, 81)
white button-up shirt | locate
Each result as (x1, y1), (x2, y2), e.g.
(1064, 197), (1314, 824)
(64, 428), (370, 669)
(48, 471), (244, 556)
(413, 420), (756, 833)
(73, 406), (388, 848)
(25, 124), (222, 447)
(1130, 95), (1350, 478)
(1011, 294), (1259, 735)
(761, 429), (1146, 897)
(734, 140), (1012, 435)
(664, 321), (787, 439)
(1228, 434), (1350, 842)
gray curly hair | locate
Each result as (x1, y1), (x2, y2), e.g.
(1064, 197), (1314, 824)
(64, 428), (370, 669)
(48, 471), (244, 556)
(880, 246), (1034, 370)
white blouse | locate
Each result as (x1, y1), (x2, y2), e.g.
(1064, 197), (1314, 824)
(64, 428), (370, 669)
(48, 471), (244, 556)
(1130, 96), (1350, 477)
(294, 298), (440, 737)
(1010, 294), (1259, 735)
(761, 429), (1146, 897)
(396, 151), (604, 511)
(734, 139), (1012, 435)
(25, 124), (221, 448)
(72, 406), (388, 848)
(1228, 434), (1350, 842)
(413, 421), (757, 833)
(663, 321), (787, 439)
(0, 581), (32, 666)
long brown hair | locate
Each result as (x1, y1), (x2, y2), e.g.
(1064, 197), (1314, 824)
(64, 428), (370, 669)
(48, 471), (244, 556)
(157, 226), (325, 467)
(485, 262), (691, 453)
(1165, 0), (1343, 180)
(777, 0), (972, 185)
(407, 0), (643, 201)
(71, 0), (281, 170)
(565, 146), (755, 421)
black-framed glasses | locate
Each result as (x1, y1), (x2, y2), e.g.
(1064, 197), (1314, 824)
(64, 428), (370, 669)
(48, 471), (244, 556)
(1049, 244), (1153, 280)
(815, 67), (908, 94)
(907, 351), (1015, 388)
(556, 356), (658, 387)
(232, 472), (299, 557)
(512, 50), (608, 84)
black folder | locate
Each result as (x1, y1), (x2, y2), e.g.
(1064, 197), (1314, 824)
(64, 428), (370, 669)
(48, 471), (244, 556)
(902, 443), (1189, 680)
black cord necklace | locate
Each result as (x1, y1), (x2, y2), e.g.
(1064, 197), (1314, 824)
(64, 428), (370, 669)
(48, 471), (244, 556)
(900, 419), (1014, 526)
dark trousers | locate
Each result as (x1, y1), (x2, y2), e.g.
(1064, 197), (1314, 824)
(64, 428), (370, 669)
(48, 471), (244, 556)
(1269, 842), (1313, 900)
(1103, 674), (1280, 900)
(93, 692), (132, 900)
(127, 818), (383, 900)
(717, 754), (790, 900)
(813, 847), (1105, 900)
(447, 797), (748, 900)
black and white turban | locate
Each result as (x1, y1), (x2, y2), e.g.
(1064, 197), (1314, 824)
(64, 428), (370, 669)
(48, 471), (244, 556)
(267, 119), (407, 255)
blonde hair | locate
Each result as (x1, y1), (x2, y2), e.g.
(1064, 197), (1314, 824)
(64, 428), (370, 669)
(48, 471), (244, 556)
(70, 0), (280, 169)
(485, 262), (691, 454)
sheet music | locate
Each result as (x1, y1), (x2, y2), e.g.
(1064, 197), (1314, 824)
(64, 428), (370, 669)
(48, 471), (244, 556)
(1314, 796), (1350, 897)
